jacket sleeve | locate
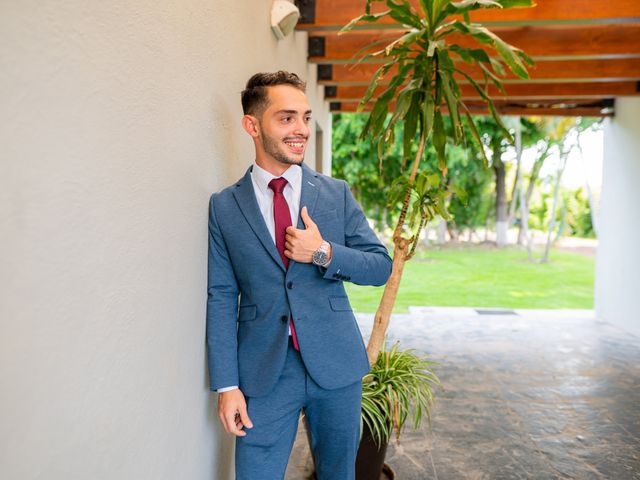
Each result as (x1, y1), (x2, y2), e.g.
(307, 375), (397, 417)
(321, 180), (393, 286)
(206, 193), (240, 392)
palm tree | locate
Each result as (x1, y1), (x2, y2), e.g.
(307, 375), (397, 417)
(340, 0), (535, 363)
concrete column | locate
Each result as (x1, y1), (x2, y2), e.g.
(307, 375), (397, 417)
(596, 97), (640, 337)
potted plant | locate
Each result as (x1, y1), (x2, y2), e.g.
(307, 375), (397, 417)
(357, 341), (442, 479)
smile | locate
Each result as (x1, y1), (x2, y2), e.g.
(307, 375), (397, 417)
(284, 140), (306, 148)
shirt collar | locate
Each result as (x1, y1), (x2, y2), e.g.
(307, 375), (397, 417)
(251, 162), (302, 195)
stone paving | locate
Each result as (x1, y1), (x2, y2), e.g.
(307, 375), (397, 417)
(285, 308), (640, 479)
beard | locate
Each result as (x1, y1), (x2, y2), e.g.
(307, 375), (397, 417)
(261, 129), (306, 166)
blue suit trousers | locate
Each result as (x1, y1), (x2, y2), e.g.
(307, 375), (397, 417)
(235, 340), (362, 480)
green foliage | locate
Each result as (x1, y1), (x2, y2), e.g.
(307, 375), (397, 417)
(332, 113), (396, 226)
(332, 112), (448, 228)
(447, 148), (494, 231)
(334, 113), (492, 240)
(361, 341), (441, 447)
(565, 189), (595, 238)
(388, 171), (452, 228)
(530, 186), (595, 238)
(332, 113), (508, 233)
(340, 0), (533, 172)
(528, 188), (551, 231)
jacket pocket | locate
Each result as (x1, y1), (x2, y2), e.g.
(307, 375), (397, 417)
(328, 295), (352, 312)
(313, 209), (337, 222)
(237, 304), (257, 322)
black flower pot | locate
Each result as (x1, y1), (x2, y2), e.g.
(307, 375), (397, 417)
(356, 423), (394, 479)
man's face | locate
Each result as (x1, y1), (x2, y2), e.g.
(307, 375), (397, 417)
(255, 85), (312, 167)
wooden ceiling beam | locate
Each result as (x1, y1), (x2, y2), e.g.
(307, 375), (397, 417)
(309, 24), (640, 63)
(331, 100), (614, 117)
(334, 105), (612, 117)
(317, 58), (640, 85)
(333, 98), (614, 109)
(327, 81), (640, 101)
(298, 0), (640, 31)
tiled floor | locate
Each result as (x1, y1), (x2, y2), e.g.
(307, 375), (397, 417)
(286, 308), (640, 479)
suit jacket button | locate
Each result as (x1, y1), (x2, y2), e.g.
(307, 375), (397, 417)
(287, 281), (293, 289)
(280, 315), (288, 323)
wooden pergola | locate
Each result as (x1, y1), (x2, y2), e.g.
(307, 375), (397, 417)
(295, 0), (640, 116)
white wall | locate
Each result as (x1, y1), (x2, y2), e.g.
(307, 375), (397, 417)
(0, 1), (330, 479)
(596, 97), (640, 338)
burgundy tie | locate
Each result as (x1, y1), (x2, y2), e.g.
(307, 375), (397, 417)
(268, 177), (300, 351)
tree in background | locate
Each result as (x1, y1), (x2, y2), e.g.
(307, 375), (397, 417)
(516, 120), (555, 246)
(446, 145), (493, 240)
(332, 113), (395, 230)
(539, 118), (579, 262)
(467, 116), (540, 247)
(535, 117), (600, 262)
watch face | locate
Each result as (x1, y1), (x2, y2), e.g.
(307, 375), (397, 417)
(313, 250), (328, 265)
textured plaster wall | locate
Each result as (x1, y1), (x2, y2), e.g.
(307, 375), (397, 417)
(0, 1), (329, 479)
(596, 97), (640, 338)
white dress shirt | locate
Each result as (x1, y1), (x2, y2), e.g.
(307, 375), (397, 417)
(250, 162), (302, 242)
(217, 163), (302, 393)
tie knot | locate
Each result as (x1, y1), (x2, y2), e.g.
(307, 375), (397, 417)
(268, 177), (288, 195)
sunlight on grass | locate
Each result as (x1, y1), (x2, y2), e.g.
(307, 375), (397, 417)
(508, 290), (546, 298)
(346, 245), (595, 313)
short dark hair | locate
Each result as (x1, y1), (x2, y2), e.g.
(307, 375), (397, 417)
(241, 71), (306, 116)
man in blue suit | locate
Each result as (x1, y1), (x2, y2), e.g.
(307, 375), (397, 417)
(206, 71), (392, 479)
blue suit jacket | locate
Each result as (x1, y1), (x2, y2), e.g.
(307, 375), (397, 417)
(206, 163), (392, 397)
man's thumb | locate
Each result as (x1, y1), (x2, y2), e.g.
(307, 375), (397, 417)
(239, 404), (253, 428)
(301, 206), (315, 227)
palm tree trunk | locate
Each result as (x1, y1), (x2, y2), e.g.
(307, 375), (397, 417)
(366, 237), (410, 364)
(366, 133), (426, 364)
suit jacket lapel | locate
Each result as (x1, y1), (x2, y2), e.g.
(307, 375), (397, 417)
(232, 166), (286, 272)
(296, 163), (320, 229)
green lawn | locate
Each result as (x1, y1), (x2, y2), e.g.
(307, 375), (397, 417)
(346, 245), (595, 313)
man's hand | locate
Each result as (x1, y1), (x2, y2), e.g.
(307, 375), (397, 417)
(218, 389), (253, 437)
(285, 206), (330, 263)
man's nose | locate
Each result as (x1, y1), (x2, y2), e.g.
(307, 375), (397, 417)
(293, 118), (310, 137)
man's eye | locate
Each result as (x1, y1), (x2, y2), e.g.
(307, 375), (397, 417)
(305, 116), (312, 123)
(282, 117), (291, 123)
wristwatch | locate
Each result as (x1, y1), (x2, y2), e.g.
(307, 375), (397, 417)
(312, 241), (331, 267)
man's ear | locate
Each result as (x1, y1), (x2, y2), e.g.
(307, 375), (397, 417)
(241, 115), (260, 138)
